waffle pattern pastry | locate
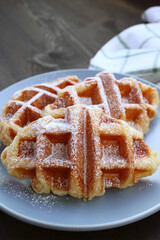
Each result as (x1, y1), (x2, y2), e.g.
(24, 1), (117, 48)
(0, 76), (81, 146)
(2, 105), (160, 200)
(45, 72), (159, 135)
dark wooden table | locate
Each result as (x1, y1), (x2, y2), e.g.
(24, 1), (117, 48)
(0, 0), (159, 239)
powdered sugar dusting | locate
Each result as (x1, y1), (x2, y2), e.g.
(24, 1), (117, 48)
(1, 79), (71, 133)
(83, 108), (87, 191)
(96, 78), (111, 116)
(43, 143), (69, 166)
(134, 140), (147, 159)
(69, 106), (82, 158)
(0, 163), (65, 213)
(127, 120), (138, 131)
(1, 183), (59, 213)
(38, 117), (71, 134)
(105, 176), (120, 188)
(20, 140), (36, 159)
(122, 96), (130, 104)
(102, 140), (126, 167)
(78, 97), (92, 105)
(52, 143), (68, 159)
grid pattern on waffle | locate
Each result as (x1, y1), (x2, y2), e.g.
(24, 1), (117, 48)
(99, 117), (150, 189)
(46, 72), (159, 134)
(2, 106), (86, 198)
(86, 107), (154, 196)
(0, 76), (81, 146)
(2, 105), (159, 200)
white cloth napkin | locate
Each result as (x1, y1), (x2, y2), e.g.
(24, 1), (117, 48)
(89, 7), (160, 85)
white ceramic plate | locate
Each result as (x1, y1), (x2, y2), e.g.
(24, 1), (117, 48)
(0, 69), (160, 231)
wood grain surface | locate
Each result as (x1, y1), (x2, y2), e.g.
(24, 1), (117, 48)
(0, 0), (157, 90)
(0, 0), (159, 239)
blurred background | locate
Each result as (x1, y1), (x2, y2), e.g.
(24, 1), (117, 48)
(0, 0), (158, 90)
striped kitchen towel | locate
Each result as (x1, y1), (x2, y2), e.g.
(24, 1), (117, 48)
(89, 6), (160, 85)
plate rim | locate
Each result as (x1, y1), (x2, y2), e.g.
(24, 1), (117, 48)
(0, 68), (160, 231)
(0, 200), (160, 231)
